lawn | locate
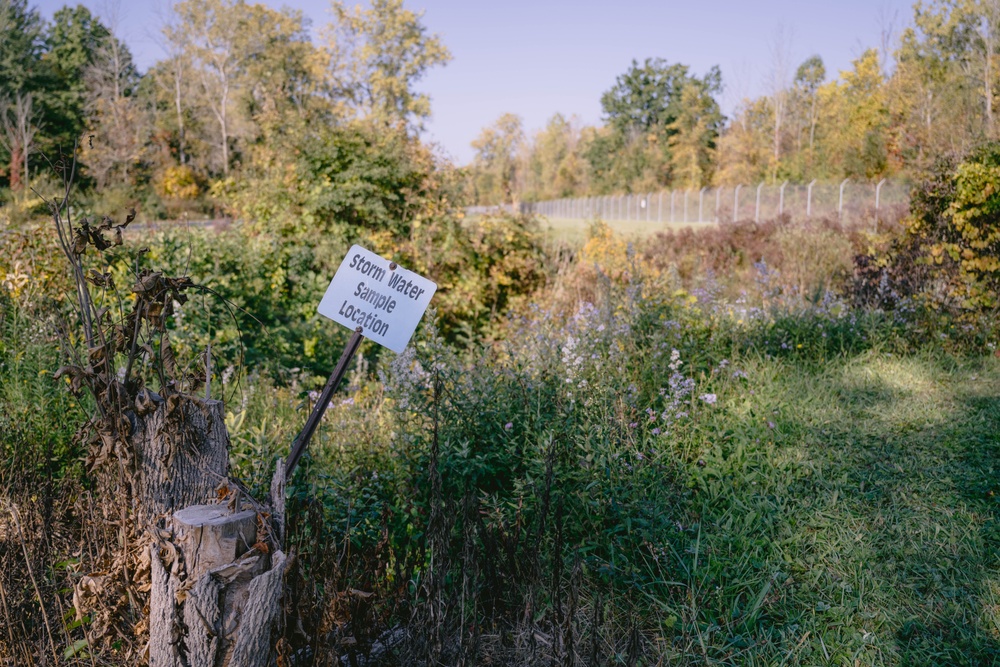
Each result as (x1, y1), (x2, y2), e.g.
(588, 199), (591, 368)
(674, 350), (1000, 664)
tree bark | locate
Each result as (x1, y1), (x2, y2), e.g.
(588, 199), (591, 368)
(133, 395), (230, 532)
(148, 514), (286, 667)
(139, 397), (287, 667)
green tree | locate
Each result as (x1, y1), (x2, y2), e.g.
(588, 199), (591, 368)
(41, 5), (112, 157)
(590, 58), (721, 192)
(816, 49), (890, 179)
(523, 113), (587, 200)
(470, 113), (525, 205)
(601, 58), (719, 135)
(0, 0), (44, 191)
(911, 0), (1000, 137)
(715, 96), (772, 186)
(326, 0), (451, 129)
(793, 56), (825, 161)
(668, 83), (719, 188)
(166, 0), (314, 176)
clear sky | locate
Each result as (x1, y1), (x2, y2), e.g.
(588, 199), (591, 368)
(33, 0), (917, 165)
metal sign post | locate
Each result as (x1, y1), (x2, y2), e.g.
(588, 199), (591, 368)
(284, 245), (437, 480)
(284, 327), (363, 480)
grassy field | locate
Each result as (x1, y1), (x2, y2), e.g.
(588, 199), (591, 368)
(5, 212), (1000, 665)
(678, 350), (1000, 664)
(541, 216), (717, 244)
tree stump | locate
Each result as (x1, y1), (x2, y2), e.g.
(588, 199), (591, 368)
(139, 395), (287, 667)
(133, 394), (230, 531)
(149, 506), (286, 667)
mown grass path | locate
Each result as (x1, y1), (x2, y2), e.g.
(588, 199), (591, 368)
(679, 351), (1000, 666)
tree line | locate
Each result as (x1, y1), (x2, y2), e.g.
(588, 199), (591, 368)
(5, 0), (1000, 216)
(469, 1), (1000, 206)
(0, 0), (449, 225)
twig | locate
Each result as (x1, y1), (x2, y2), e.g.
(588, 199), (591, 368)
(0, 559), (18, 657)
(7, 503), (60, 666)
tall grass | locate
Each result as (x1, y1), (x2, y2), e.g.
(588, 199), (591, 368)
(3, 214), (1000, 665)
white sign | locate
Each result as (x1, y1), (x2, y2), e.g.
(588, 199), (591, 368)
(317, 245), (437, 353)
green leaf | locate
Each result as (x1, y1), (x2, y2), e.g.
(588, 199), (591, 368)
(63, 638), (88, 659)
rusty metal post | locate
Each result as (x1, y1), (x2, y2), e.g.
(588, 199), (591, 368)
(285, 327), (364, 480)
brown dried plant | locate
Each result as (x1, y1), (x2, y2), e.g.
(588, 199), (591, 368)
(32, 149), (226, 658)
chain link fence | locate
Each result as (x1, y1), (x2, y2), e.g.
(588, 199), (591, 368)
(467, 180), (911, 230)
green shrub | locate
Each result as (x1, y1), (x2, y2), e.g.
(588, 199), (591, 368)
(864, 143), (1000, 314)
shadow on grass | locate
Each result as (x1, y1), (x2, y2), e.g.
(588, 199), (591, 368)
(802, 359), (1000, 665)
(685, 353), (1000, 665)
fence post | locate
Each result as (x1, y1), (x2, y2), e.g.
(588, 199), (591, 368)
(875, 178), (886, 233)
(779, 180), (788, 216)
(715, 187), (721, 223)
(658, 191), (663, 223)
(807, 179), (817, 218)
(698, 187), (706, 222)
(755, 182), (764, 223)
(683, 189), (690, 222)
(670, 190), (676, 223)
(734, 184), (743, 221)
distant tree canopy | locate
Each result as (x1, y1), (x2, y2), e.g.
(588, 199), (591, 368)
(10, 0), (1000, 215)
(0, 0), (452, 232)
(468, 0), (1000, 205)
(600, 58), (722, 137)
(469, 59), (725, 204)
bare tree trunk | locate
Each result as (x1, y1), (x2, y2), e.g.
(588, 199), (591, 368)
(772, 93), (784, 179)
(220, 77), (230, 174)
(175, 60), (187, 165)
(809, 95), (817, 150)
(9, 146), (24, 191)
(1, 93), (37, 192)
(767, 25), (791, 182)
(986, 30), (993, 136)
(204, 55), (233, 176)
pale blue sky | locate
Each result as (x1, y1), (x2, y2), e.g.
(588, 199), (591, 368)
(33, 0), (916, 164)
